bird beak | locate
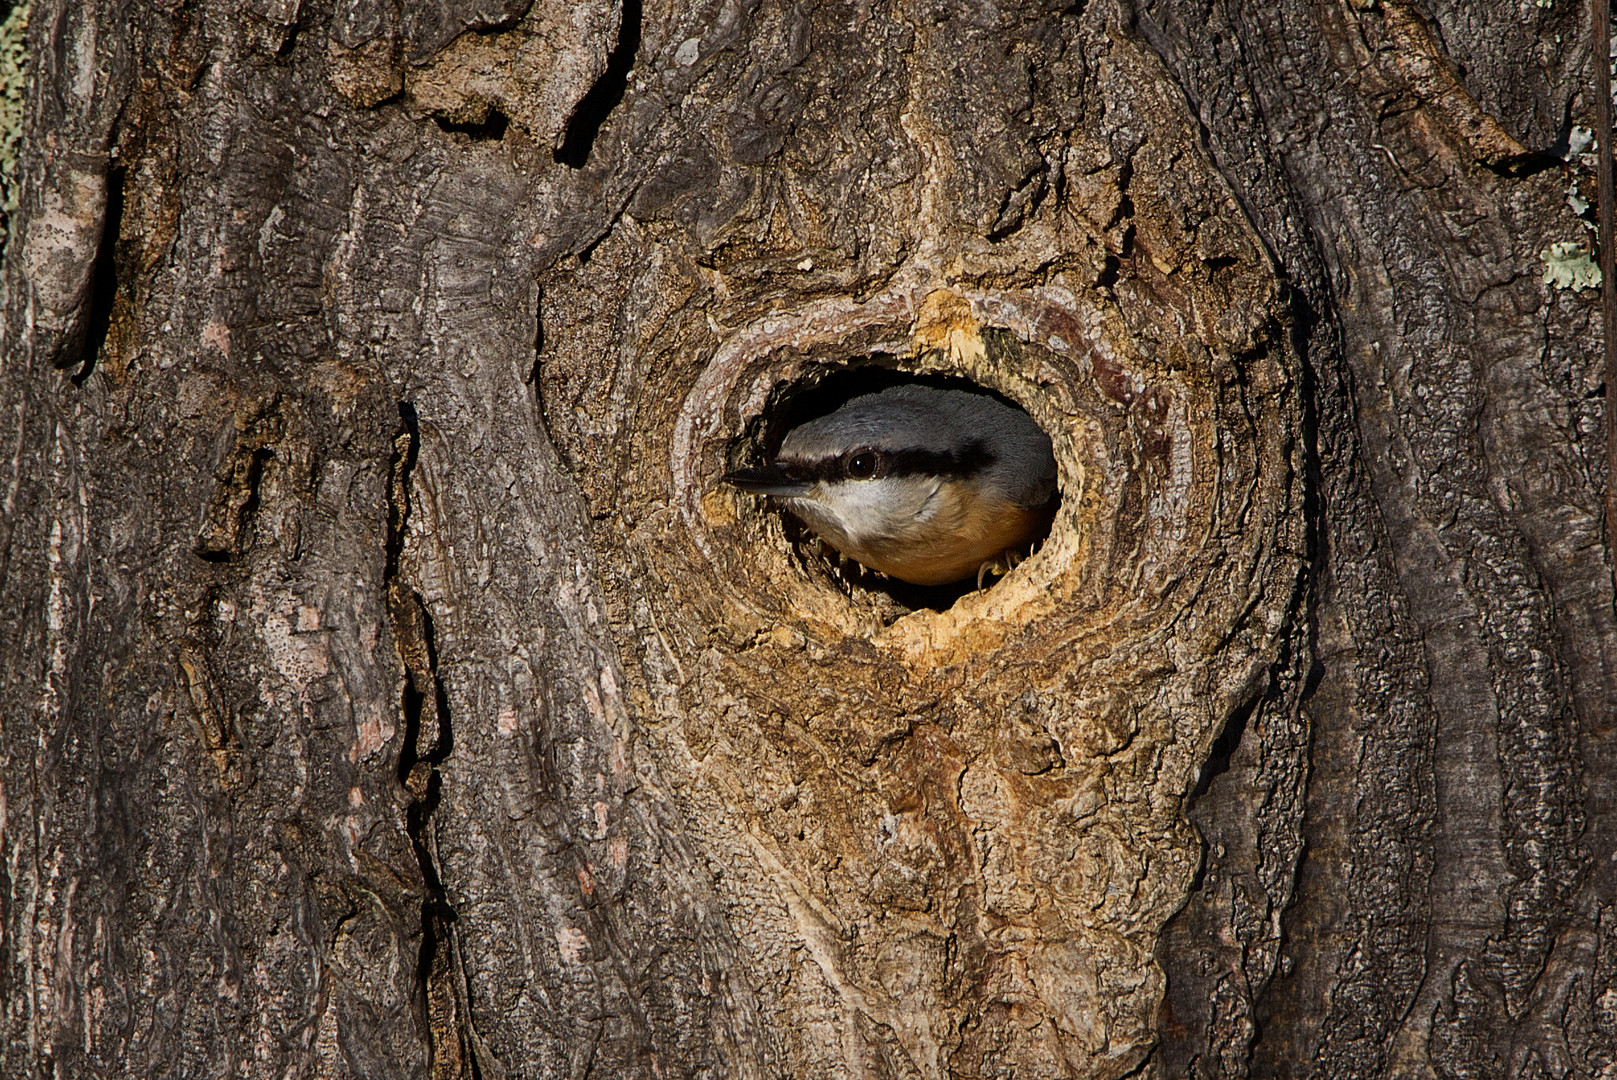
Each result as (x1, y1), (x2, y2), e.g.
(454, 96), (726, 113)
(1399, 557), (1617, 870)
(721, 465), (812, 498)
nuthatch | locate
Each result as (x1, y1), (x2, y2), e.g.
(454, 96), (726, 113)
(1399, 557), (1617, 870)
(723, 384), (1058, 587)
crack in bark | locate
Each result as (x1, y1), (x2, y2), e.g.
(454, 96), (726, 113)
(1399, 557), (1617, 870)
(196, 402), (280, 562)
(433, 110), (509, 142)
(69, 163), (122, 386)
(553, 0), (641, 168)
(385, 401), (485, 1080)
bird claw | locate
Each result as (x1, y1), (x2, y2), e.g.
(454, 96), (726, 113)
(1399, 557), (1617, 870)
(975, 549), (1025, 590)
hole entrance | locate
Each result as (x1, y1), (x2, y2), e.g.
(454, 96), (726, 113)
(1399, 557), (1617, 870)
(732, 360), (1061, 615)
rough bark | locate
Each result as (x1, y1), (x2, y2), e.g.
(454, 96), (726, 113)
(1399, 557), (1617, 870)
(0, 0), (1610, 1078)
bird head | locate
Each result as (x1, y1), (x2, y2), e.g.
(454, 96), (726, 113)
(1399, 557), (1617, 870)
(723, 384), (1057, 587)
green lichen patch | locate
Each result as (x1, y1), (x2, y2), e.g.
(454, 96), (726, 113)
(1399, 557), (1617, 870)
(1541, 241), (1602, 292)
(0, 1), (31, 247)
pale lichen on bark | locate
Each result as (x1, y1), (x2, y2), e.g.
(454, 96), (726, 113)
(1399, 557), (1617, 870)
(0, 1), (30, 235)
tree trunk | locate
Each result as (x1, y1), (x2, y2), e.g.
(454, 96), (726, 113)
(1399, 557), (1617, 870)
(1, 0), (1611, 1077)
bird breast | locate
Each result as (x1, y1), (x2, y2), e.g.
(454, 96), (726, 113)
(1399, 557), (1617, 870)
(788, 476), (1046, 586)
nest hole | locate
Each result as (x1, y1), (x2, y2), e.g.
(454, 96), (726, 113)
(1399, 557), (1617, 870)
(731, 359), (1061, 615)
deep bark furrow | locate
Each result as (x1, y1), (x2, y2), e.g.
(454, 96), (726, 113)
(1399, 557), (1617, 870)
(1142, 0), (1614, 1073)
(385, 402), (479, 1076)
(553, 0), (642, 169)
(1135, 0), (1440, 1072)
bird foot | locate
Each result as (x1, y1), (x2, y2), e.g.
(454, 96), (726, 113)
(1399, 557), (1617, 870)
(976, 558), (1004, 591)
(975, 549), (1025, 591)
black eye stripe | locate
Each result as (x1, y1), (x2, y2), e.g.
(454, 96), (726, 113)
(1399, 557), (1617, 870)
(884, 443), (993, 478)
(780, 441), (994, 483)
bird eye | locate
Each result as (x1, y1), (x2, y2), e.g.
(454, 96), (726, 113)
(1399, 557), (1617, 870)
(846, 451), (878, 479)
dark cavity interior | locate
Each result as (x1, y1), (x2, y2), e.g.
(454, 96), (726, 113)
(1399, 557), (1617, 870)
(734, 360), (1060, 615)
